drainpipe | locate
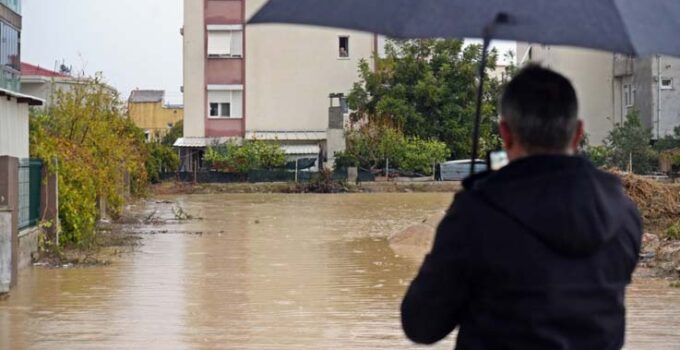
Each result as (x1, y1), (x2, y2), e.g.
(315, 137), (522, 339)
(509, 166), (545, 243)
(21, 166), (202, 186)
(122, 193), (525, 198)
(657, 55), (661, 139)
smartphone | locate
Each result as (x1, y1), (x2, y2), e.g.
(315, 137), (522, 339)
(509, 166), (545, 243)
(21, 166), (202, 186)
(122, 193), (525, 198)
(488, 150), (509, 171)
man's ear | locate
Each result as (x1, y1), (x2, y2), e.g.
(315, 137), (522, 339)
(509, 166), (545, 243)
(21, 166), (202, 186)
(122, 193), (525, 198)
(499, 120), (514, 150)
(570, 120), (585, 152)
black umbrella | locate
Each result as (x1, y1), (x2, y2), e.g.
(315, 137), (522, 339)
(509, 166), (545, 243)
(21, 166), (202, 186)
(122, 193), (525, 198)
(249, 0), (680, 173)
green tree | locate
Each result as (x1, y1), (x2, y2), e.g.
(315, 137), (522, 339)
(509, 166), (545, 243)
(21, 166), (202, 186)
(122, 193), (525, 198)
(604, 110), (657, 174)
(30, 75), (148, 245)
(347, 39), (502, 159)
(146, 142), (180, 183)
(161, 119), (183, 146)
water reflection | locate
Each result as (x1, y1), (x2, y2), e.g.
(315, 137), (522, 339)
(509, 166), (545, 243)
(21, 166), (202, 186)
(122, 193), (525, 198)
(0, 193), (677, 349)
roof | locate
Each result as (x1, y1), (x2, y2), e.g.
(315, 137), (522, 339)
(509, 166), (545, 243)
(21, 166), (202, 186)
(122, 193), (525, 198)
(0, 87), (44, 106)
(281, 144), (321, 155)
(129, 90), (165, 103)
(245, 130), (327, 141)
(173, 137), (242, 148)
(20, 62), (68, 78)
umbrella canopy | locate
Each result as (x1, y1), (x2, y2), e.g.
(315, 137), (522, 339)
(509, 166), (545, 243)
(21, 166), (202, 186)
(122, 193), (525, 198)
(249, 0), (680, 172)
(250, 0), (680, 57)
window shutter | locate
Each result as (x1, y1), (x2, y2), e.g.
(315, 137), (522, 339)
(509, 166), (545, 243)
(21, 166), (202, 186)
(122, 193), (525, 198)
(231, 31), (243, 57)
(208, 31), (231, 56)
(231, 91), (243, 117)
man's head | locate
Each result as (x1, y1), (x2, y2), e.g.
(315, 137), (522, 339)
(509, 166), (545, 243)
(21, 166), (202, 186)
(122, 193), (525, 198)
(499, 65), (583, 160)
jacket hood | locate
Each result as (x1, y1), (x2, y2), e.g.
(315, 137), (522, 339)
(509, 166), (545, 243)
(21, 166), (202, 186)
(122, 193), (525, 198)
(465, 155), (628, 256)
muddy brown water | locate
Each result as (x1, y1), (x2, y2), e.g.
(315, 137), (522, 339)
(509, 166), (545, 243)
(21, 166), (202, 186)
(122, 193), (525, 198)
(1, 193), (679, 349)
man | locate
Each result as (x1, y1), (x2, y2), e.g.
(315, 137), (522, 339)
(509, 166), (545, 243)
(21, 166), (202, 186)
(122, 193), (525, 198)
(401, 65), (642, 349)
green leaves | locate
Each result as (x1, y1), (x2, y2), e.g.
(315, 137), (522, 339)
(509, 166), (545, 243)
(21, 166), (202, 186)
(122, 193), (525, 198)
(604, 110), (657, 174)
(30, 76), (148, 246)
(204, 140), (286, 174)
(347, 39), (503, 159)
(344, 125), (449, 176)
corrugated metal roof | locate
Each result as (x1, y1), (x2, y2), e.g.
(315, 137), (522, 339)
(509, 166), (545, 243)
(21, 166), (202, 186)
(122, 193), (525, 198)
(0, 87), (44, 106)
(281, 144), (321, 155)
(245, 130), (327, 141)
(173, 137), (241, 148)
(129, 90), (165, 103)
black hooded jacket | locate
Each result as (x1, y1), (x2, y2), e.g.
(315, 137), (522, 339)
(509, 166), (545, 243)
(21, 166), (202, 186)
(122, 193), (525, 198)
(401, 155), (642, 349)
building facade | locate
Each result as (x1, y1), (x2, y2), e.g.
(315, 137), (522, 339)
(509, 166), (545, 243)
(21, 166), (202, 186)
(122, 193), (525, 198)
(518, 44), (680, 144)
(128, 90), (184, 141)
(0, 2), (42, 159)
(0, 0), (44, 294)
(179, 0), (377, 167)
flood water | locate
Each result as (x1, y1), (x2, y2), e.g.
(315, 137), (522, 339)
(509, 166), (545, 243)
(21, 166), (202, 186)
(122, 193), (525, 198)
(1, 193), (679, 349)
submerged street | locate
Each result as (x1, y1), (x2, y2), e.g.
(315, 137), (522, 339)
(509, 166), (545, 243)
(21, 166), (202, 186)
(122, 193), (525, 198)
(1, 193), (679, 349)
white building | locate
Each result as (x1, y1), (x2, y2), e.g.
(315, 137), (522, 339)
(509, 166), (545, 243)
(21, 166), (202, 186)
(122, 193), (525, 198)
(178, 0), (379, 167)
(518, 44), (680, 144)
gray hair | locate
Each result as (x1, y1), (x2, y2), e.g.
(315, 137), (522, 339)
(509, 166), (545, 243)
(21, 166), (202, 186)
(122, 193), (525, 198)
(500, 65), (579, 153)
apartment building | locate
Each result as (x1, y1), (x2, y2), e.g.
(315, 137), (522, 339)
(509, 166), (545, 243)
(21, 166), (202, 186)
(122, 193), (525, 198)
(517, 44), (680, 144)
(177, 0), (377, 168)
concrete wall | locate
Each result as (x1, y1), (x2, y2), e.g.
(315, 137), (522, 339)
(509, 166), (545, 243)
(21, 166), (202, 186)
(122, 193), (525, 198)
(516, 44), (615, 145)
(128, 101), (184, 139)
(17, 226), (38, 270)
(0, 96), (29, 159)
(655, 56), (680, 138)
(183, 0), (206, 137)
(244, 0), (374, 132)
(0, 208), (10, 293)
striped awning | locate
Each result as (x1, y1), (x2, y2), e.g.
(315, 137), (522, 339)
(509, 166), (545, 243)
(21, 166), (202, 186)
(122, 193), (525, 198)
(173, 137), (241, 148)
(245, 130), (327, 141)
(281, 144), (321, 155)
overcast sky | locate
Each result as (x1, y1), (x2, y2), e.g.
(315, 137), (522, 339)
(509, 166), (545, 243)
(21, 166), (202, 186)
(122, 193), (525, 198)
(21, 1), (514, 106)
(22, 0), (185, 104)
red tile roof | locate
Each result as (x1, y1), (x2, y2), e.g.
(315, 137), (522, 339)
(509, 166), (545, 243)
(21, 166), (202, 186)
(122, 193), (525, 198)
(20, 62), (68, 78)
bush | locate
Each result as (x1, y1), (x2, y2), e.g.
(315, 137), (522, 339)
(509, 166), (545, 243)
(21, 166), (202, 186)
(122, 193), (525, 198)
(667, 221), (680, 240)
(30, 76), (148, 246)
(146, 142), (180, 183)
(345, 124), (449, 175)
(204, 140), (286, 173)
(334, 151), (359, 168)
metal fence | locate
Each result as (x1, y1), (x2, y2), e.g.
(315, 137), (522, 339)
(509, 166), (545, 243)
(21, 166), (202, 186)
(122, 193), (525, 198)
(159, 167), (376, 184)
(18, 159), (41, 230)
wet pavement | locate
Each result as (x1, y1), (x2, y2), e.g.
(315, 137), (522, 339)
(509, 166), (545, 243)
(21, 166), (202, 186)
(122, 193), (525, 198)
(0, 193), (679, 349)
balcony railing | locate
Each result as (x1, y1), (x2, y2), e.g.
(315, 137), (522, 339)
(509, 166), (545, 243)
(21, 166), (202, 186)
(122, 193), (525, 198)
(0, 0), (20, 14)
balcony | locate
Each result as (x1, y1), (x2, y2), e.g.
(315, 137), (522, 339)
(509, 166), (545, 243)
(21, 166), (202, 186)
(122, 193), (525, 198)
(614, 54), (634, 77)
(0, 0), (20, 14)
(0, 65), (20, 92)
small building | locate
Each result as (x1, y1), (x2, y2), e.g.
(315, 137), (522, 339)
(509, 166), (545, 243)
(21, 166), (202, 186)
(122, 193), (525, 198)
(128, 90), (184, 142)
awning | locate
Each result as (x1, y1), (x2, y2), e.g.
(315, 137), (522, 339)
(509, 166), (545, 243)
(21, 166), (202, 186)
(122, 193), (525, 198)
(281, 144), (321, 155)
(173, 137), (242, 148)
(0, 88), (44, 106)
(246, 130), (327, 141)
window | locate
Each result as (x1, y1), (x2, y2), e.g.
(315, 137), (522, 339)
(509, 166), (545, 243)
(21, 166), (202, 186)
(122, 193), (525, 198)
(338, 36), (349, 58)
(207, 25), (243, 57)
(208, 88), (242, 118)
(623, 84), (634, 107)
(0, 21), (20, 70)
(661, 78), (673, 90)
